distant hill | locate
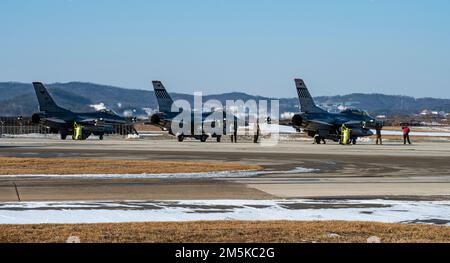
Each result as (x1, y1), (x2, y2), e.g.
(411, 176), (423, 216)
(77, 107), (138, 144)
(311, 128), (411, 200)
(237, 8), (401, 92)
(314, 94), (450, 115)
(0, 82), (158, 117)
(0, 82), (449, 117)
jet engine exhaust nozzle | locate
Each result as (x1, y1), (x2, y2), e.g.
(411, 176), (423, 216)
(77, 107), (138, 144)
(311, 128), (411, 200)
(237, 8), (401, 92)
(291, 114), (303, 127)
(31, 113), (44, 124)
(150, 114), (161, 125)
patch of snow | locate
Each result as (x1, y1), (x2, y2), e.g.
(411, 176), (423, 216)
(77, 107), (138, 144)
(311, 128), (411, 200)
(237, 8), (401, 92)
(374, 130), (450, 137)
(1, 133), (60, 139)
(66, 236), (81, 243)
(126, 133), (163, 139)
(259, 124), (297, 134)
(0, 167), (317, 180)
(123, 110), (134, 117)
(0, 199), (448, 225)
(142, 108), (156, 116)
(367, 236), (382, 243)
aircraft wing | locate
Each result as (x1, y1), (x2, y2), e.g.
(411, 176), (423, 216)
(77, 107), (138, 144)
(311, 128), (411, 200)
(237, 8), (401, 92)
(77, 118), (127, 125)
(304, 119), (334, 132)
(77, 118), (98, 125)
(46, 117), (67, 124)
(82, 124), (115, 133)
(341, 120), (365, 128)
(279, 119), (292, 126)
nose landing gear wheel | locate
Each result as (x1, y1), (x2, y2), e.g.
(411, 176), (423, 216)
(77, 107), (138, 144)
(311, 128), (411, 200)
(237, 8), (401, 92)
(177, 135), (184, 142)
(315, 136), (321, 144)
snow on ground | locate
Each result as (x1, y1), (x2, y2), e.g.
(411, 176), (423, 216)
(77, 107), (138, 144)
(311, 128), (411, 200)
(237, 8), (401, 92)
(0, 167), (318, 180)
(126, 133), (163, 139)
(413, 126), (450, 132)
(1, 133), (61, 139)
(0, 199), (448, 225)
(256, 125), (450, 137)
(375, 130), (450, 137)
(0, 134), (104, 140)
(259, 124), (297, 134)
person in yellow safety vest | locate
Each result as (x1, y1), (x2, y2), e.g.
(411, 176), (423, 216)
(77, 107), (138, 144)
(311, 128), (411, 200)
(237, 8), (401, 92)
(74, 122), (83, 140)
(340, 124), (351, 145)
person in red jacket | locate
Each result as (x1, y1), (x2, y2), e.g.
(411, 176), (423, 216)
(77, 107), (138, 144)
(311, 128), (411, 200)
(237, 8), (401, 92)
(375, 123), (383, 145)
(402, 125), (411, 145)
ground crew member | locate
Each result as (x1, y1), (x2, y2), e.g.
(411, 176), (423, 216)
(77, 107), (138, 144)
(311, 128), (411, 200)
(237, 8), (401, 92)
(375, 124), (383, 145)
(253, 120), (260, 143)
(229, 117), (238, 143)
(402, 125), (411, 145)
(340, 124), (351, 145)
(230, 122), (235, 143)
(313, 134), (326, 144)
(343, 126), (350, 145)
(74, 122), (83, 140)
(230, 117), (238, 143)
(313, 134), (320, 144)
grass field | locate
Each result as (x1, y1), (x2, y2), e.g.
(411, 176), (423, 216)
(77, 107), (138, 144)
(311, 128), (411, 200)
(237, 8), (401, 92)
(0, 157), (261, 175)
(1, 221), (448, 243)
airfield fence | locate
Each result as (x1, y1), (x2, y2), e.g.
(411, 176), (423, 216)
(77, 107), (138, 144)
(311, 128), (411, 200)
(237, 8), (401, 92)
(0, 125), (50, 135)
(0, 124), (135, 137)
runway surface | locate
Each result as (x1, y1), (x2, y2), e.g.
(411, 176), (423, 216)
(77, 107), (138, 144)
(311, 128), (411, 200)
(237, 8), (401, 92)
(0, 137), (449, 201)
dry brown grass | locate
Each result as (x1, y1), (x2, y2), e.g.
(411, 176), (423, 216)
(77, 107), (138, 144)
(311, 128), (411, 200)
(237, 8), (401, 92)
(0, 221), (448, 243)
(0, 157), (261, 175)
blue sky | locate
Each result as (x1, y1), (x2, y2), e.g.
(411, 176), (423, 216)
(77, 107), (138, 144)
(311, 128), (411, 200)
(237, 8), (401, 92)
(1, 0), (449, 98)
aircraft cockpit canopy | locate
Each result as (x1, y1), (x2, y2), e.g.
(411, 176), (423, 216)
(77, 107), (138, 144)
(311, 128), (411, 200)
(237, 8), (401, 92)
(99, 109), (119, 116)
(341, 109), (369, 116)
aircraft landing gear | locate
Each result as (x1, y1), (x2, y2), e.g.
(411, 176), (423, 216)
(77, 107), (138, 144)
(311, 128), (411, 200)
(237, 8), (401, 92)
(314, 136), (321, 145)
(313, 135), (327, 145)
(99, 134), (104, 140)
(177, 134), (184, 142)
(216, 135), (221, 142)
(200, 134), (208, 142)
(60, 133), (68, 140)
(72, 132), (91, 141)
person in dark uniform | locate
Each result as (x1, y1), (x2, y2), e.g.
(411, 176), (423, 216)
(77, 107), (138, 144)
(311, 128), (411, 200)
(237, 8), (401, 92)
(230, 124), (234, 143)
(233, 117), (238, 143)
(253, 120), (260, 143)
(375, 124), (383, 145)
(230, 116), (238, 143)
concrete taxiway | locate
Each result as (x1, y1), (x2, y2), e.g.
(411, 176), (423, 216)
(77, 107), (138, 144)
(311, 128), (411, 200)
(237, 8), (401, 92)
(0, 137), (449, 201)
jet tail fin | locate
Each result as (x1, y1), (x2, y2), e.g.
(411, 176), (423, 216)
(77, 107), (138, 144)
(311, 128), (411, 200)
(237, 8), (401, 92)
(32, 82), (64, 112)
(152, 81), (174, 113)
(295, 79), (325, 113)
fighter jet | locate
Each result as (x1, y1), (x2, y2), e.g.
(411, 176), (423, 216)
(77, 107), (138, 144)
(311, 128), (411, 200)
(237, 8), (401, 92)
(291, 78), (382, 144)
(150, 81), (229, 142)
(31, 82), (135, 140)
